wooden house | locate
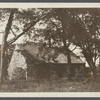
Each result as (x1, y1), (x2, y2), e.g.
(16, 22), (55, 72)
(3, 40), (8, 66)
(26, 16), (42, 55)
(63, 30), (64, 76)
(8, 42), (85, 80)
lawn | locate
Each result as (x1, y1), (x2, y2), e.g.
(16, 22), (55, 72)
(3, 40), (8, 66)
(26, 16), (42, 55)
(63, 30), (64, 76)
(0, 78), (100, 92)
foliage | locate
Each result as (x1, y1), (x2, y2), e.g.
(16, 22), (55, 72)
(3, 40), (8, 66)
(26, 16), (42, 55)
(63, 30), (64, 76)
(68, 9), (100, 77)
(0, 8), (51, 82)
(0, 8), (100, 81)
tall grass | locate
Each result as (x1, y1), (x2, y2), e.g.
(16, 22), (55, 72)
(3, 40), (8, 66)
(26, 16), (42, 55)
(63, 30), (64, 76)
(0, 78), (100, 92)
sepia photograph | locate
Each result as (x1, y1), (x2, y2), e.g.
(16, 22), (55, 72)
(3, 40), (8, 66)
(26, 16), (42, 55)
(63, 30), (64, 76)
(0, 3), (99, 97)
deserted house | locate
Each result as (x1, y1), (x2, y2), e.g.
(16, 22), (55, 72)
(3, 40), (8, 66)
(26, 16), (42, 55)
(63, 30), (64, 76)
(8, 42), (85, 80)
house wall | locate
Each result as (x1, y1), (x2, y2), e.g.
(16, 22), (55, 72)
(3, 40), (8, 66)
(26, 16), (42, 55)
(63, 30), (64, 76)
(8, 43), (85, 80)
(27, 63), (85, 80)
(8, 49), (85, 80)
(8, 50), (27, 80)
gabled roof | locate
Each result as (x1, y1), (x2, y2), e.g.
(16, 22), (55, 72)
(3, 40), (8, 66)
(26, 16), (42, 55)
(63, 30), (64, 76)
(15, 42), (84, 64)
(55, 53), (84, 63)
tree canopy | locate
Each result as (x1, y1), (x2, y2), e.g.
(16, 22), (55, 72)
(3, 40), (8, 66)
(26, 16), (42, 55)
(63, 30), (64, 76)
(0, 8), (100, 82)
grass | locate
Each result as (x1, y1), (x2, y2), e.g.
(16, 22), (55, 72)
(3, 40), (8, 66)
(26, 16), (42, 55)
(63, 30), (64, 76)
(0, 78), (100, 92)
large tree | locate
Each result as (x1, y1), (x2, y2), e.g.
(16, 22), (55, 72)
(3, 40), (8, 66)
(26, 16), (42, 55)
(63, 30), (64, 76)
(0, 8), (49, 82)
(69, 8), (100, 78)
(0, 9), (17, 82)
(30, 8), (78, 79)
(33, 8), (100, 78)
(48, 8), (78, 79)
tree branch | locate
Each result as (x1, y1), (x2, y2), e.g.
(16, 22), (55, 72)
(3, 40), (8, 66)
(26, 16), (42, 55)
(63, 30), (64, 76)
(96, 55), (100, 60)
(4, 9), (17, 42)
(7, 13), (48, 45)
(10, 28), (16, 37)
(7, 20), (39, 45)
(70, 46), (77, 53)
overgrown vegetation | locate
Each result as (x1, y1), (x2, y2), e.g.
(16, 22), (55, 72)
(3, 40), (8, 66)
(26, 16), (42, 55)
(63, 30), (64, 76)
(0, 78), (100, 92)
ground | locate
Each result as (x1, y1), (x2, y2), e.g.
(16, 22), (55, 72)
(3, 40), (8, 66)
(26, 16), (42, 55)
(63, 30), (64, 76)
(0, 78), (100, 92)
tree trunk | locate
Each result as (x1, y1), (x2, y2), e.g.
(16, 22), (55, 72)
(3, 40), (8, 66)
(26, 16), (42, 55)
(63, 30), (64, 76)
(0, 42), (7, 82)
(66, 49), (72, 79)
(0, 9), (15, 83)
(83, 50), (97, 78)
(61, 11), (73, 79)
(63, 40), (73, 79)
(90, 62), (97, 78)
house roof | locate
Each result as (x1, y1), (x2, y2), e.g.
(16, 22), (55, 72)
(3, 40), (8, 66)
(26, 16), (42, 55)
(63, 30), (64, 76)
(14, 42), (84, 64)
(55, 53), (84, 63)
